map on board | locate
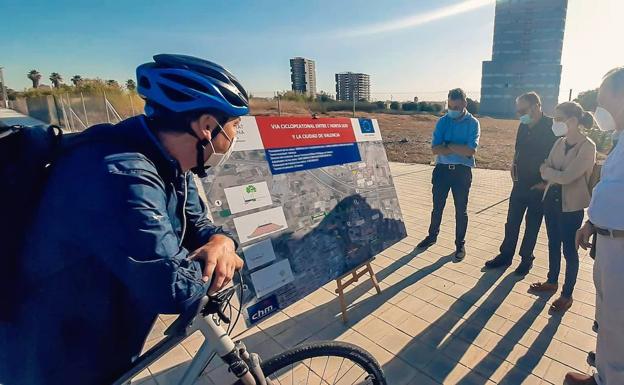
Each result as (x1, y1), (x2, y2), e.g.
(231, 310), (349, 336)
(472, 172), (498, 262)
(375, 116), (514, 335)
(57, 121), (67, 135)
(199, 116), (407, 325)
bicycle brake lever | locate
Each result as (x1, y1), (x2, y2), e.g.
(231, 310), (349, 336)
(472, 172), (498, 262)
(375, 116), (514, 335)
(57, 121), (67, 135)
(200, 291), (232, 324)
(217, 306), (231, 324)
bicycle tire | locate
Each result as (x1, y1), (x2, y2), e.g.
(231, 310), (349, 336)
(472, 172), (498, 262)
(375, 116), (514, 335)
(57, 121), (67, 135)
(260, 341), (387, 385)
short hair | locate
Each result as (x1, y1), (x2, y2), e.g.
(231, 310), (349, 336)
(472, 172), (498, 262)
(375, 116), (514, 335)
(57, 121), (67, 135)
(448, 88), (466, 101)
(517, 92), (542, 107)
(603, 67), (624, 96)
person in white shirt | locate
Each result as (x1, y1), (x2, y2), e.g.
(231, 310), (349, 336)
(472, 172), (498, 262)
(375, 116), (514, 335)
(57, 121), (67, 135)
(566, 67), (624, 385)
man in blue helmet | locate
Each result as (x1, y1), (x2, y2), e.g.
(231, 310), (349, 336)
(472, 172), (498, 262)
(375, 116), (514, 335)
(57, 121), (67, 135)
(1, 54), (249, 385)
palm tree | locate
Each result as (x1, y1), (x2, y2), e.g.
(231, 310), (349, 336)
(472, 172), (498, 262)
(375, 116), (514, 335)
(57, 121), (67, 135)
(49, 72), (63, 88)
(126, 79), (136, 91)
(71, 75), (83, 87)
(27, 70), (42, 88)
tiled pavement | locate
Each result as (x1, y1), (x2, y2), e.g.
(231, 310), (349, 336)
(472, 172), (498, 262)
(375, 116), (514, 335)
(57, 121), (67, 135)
(134, 163), (597, 385)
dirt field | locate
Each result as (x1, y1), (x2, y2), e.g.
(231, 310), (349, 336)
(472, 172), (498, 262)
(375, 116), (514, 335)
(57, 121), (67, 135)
(250, 99), (519, 170)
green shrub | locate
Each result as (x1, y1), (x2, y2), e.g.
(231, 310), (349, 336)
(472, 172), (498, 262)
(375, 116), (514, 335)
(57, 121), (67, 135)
(402, 102), (418, 111)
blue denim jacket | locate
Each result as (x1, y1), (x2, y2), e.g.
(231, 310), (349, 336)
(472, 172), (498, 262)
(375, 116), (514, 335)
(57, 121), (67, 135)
(2, 116), (232, 384)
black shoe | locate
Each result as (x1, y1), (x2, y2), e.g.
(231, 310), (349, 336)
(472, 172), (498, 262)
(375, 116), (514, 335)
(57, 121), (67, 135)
(587, 351), (596, 367)
(514, 256), (535, 276)
(592, 321), (598, 333)
(484, 254), (512, 269)
(453, 245), (466, 262)
(417, 236), (437, 250)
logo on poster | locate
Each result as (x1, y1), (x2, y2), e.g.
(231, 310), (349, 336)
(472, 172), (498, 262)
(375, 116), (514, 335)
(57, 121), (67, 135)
(358, 118), (375, 134)
(247, 295), (279, 323)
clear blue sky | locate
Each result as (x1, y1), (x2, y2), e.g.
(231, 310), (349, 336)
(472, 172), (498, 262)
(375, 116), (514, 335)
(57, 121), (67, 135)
(1, 0), (622, 101)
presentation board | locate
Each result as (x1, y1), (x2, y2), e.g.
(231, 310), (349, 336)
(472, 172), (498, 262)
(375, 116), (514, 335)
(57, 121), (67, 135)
(200, 116), (407, 325)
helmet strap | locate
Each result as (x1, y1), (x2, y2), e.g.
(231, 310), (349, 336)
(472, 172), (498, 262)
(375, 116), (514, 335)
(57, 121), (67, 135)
(190, 138), (210, 177)
(187, 119), (225, 178)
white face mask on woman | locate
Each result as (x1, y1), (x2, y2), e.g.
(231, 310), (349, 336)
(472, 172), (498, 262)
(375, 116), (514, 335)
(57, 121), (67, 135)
(594, 107), (617, 132)
(551, 121), (568, 137)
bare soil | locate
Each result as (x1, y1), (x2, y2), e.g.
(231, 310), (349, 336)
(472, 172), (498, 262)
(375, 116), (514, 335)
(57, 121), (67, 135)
(250, 99), (519, 170)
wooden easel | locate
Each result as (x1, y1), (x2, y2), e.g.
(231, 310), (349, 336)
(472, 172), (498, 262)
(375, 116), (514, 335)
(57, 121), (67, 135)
(335, 258), (382, 323)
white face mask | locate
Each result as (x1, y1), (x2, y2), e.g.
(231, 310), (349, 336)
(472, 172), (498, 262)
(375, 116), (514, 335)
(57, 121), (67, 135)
(594, 107), (617, 132)
(551, 121), (568, 137)
(205, 133), (236, 168)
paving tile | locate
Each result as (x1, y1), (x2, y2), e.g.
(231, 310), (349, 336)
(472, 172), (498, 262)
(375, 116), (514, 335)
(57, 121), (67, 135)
(396, 293), (429, 313)
(377, 328), (413, 355)
(545, 339), (588, 370)
(496, 366), (543, 385)
(376, 303), (413, 325)
(396, 314), (431, 337)
(418, 303), (447, 323)
(397, 340), (439, 370)
(136, 164), (599, 384)
(131, 369), (153, 384)
(542, 359), (577, 385)
(457, 344), (490, 369)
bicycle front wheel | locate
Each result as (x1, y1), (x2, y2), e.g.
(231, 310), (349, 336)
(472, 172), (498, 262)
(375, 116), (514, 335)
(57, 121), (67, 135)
(260, 341), (386, 385)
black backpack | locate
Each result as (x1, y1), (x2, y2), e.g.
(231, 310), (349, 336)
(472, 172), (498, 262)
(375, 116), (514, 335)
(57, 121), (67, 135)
(0, 125), (66, 320)
(0, 124), (112, 321)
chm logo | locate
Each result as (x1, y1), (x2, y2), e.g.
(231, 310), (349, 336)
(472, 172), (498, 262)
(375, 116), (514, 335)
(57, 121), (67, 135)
(252, 305), (274, 321)
(248, 295), (279, 324)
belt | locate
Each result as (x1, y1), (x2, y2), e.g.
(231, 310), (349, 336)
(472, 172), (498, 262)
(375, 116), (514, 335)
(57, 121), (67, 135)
(437, 164), (467, 170)
(595, 226), (624, 238)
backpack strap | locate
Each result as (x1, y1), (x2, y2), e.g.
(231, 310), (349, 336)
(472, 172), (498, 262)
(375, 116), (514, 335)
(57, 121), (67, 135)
(51, 123), (117, 160)
(48, 124), (63, 142)
(47, 125), (64, 155)
(0, 125), (25, 139)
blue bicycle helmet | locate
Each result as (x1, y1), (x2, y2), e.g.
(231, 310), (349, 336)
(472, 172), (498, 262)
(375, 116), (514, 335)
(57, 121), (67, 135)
(136, 54), (249, 118)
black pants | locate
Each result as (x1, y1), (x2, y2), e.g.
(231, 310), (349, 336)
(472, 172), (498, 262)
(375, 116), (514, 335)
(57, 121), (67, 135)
(499, 185), (544, 260)
(427, 164), (472, 247)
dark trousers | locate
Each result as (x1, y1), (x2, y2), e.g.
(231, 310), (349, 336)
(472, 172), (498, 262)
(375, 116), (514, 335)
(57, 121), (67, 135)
(427, 164), (472, 248)
(544, 200), (584, 298)
(499, 185), (545, 260)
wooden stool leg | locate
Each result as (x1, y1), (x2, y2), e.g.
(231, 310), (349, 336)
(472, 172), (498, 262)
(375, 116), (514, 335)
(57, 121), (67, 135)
(336, 278), (348, 323)
(367, 263), (382, 295)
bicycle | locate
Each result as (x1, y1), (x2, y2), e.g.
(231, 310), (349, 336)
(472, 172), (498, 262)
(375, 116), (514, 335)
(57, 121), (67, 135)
(113, 276), (387, 385)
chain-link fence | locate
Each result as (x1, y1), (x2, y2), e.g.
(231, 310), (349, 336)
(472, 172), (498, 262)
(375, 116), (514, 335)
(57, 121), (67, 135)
(7, 89), (452, 130)
(8, 92), (144, 132)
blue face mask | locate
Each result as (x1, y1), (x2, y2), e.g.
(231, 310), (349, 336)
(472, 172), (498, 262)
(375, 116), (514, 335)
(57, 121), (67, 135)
(519, 114), (532, 125)
(447, 109), (462, 119)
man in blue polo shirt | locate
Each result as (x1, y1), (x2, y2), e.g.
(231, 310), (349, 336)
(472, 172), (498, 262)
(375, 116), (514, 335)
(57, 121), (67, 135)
(417, 88), (480, 261)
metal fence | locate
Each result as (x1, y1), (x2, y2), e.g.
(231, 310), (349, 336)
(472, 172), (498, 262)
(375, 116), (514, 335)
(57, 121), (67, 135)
(9, 92), (144, 132)
(8, 90), (451, 130)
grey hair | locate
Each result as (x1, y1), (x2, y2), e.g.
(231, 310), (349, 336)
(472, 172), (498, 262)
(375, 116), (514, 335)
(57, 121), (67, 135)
(517, 91), (542, 107)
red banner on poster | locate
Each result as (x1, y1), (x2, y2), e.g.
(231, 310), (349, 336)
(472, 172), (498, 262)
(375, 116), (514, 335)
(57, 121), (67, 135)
(255, 116), (356, 149)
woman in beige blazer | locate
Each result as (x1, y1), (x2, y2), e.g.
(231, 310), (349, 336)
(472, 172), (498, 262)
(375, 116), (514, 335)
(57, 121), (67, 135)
(529, 102), (597, 312)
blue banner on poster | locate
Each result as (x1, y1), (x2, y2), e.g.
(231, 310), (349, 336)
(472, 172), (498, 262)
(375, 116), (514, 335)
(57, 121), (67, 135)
(265, 142), (362, 175)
